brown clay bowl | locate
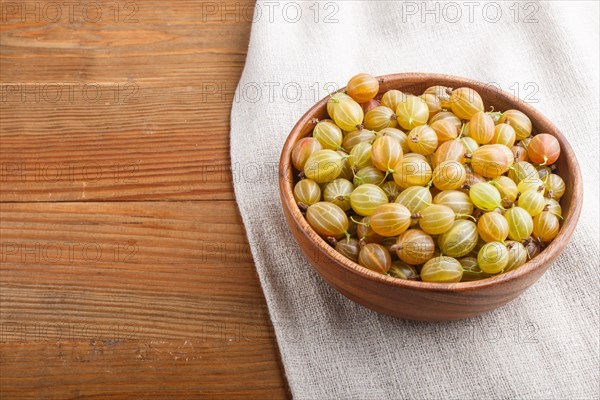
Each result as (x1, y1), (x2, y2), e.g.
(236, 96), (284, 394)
(278, 73), (583, 321)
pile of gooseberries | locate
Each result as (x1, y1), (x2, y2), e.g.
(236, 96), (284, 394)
(291, 73), (564, 283)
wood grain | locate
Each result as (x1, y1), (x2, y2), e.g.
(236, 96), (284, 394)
(1, 0), (254, 201)
(1, 0), (290, 398)
(0, 201), (288, 399)
(279, 73), (583, 321)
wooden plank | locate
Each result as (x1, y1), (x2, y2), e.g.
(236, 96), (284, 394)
(0, 201), (289, 399)
(1, 0), (254, 201)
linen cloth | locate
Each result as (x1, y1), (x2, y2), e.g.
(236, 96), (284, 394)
(230, 1), (599, 398)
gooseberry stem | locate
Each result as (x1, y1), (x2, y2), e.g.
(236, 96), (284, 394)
(379, 170), (394, 185)
(344, 232), (351, 243)
(457, 213), (477, 222)
(458, 123), (466, 140)
(350, 216), (368, 226)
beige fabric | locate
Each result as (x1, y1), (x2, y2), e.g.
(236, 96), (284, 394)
(230, 1), (599, 398)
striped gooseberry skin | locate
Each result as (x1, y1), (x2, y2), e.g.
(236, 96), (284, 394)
(430, 119), (458, 144)
(323, 178), (354, 211)
(460, 137), (479, 154)
(327, 92), (351, 118)
(470, 145), (510, 178)
(332, 97), (364, 131)
(303, 149), (343, 183)
(356, 216), (383, 244)
(433, 190), (474, 217)
(438, 220), (479, 258)
(358, 243), (391, 274)
(342, 129), (376, 152)
(293, 179), (322, 206)
(347, 73), (379, 103)
(380, 181), (402, 202)
(396, 95), (429, 130)
(313, 119), (343, 150)
(461, 121), (470, 136)
(353, 166), (384, 186)
(449, 87), (484, 120)
(469, 111), (495, 144)
(544, 173), (566, 200)
(477, 211), (509, 242)
(407, 125), (439, 156)
(388, 260), (419, 280)
(508, 160), (539, 184)
(381, 89), (406, 111)
(335, 238), (360, 262)
(517, 177), (544, 194)
(432, 160), (467, 191)
(527, 133), (561, 165)
(477, 241), (509, 274)
(499, 109), (532, 140)
(392, 157), (432, 188)
(544, 198), (562, 218)
(349, 184), (388, 216)
(429, 111), (462, 129)
(417, 204), (456, 235)
(420, 93), (442, 117)
(512, 145), (530, 162)
(491, 176), (518, 203)
(378, 127), (410, 153)
(469, 182), (503, 212)
(432, 139), (466, 168)
(504, 206), (534, 242)
(393, 229), (435, 265)
(424, 86), (453, 108)
(349, 142), (373, 170)
(504, 240), (528, 272)
(364, 106), (397, 131)
(492, 123), (516, 147)
(306, 202), (348, 238)
(371, 135), (403, 172)
(395, 186), (432, 214)
(337, 150), (354, 180)
(489, 144), (515, 168)
(421, 256), (463, 283)
(291, 137), (323, 170)
(370, 203), (411, 237)
(404, 152), (427, 162)
(518, 189), (546, 217)
(533, 211), (560, 243)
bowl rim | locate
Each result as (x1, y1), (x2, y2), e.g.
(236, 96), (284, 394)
(279, 72), (583, 293)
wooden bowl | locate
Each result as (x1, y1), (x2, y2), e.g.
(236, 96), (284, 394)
(278, 73), (583, 321)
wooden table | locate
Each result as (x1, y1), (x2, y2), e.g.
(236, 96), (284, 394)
(0, 1), (289, 397)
